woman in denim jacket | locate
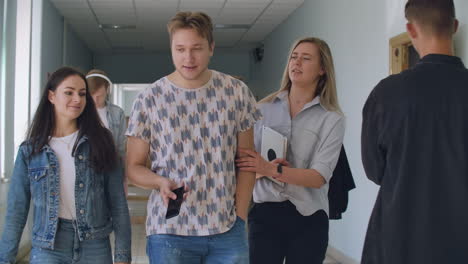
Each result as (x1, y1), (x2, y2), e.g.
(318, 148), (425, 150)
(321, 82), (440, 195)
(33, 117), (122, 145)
(0, 67), (131, 264)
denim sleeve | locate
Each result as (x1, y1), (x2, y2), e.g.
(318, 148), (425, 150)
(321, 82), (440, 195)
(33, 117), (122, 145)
(117, 108), (127, 160)
(0, 147), (31, 264)
(105, 163), (132, 263)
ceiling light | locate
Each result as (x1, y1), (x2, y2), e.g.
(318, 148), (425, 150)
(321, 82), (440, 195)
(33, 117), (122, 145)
(99, 24), (136, 30)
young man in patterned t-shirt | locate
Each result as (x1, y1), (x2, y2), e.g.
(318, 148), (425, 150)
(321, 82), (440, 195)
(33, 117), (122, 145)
(126, 11), (261, 263)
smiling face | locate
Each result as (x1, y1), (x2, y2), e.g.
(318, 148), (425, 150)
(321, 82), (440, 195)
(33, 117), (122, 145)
(48, 75), (87, 123)
(171, 28), (214, 83)
(288, 42), (324, 87)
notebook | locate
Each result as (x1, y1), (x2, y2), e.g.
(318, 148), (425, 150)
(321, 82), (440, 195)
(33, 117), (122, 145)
(260, 126), (287, 186)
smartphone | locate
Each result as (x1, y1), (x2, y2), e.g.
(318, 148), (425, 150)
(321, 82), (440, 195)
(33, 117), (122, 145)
(165, 186), (185, 219)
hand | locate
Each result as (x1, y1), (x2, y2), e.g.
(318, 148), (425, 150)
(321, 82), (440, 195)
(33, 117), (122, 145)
(158, 178), (179, 207)
(236, 148), (276, 176)
(272, 158), (291, 167)
(159, 179), (190, 207)
(236, 210), (247, 222)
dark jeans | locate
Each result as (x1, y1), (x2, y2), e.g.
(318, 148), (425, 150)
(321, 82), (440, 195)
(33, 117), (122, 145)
(248, 201), (328, 264)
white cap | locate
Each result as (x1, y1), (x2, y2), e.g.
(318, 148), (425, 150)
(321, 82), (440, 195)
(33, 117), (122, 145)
(86, 73), (113, 93)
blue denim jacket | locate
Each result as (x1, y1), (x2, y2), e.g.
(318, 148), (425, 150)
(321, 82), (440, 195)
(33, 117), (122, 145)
(0, 136), (131, 263)
(106, 102), (127, 160)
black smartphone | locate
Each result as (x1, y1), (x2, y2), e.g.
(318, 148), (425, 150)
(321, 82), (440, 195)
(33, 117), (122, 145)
(165, 186), (185, 219)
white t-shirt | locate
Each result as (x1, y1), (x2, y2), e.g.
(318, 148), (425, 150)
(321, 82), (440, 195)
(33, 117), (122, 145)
(49, 131), (79, 219)
(97, 106), (109, 128)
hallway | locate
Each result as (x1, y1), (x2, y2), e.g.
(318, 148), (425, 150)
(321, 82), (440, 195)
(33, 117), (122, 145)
(1, 0), (467, 263)
(10, 184), (340, 263)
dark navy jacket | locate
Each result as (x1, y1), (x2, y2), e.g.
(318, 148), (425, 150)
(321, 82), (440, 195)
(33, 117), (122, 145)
(361, 54), (468, 264)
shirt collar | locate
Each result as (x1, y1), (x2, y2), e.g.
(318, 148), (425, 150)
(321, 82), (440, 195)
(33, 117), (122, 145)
(42, 134), (88, 152)
(275, 90), (324, 110)
(417, 54), (464, 68)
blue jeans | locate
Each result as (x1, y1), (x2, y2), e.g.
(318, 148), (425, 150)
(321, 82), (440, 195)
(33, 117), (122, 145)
(30, 219), (112, 264)
(147, 217), (249, 264)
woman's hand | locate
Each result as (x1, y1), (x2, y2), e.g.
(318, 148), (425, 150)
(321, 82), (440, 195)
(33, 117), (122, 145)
(271, 158), (291, 167)
(236, 148), (277, 176)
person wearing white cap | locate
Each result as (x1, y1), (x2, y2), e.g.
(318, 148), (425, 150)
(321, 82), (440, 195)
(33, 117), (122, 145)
(86, 69), (128, 193)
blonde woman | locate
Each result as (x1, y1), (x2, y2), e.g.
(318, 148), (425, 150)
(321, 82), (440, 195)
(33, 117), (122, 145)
(236, 37), (345, 264)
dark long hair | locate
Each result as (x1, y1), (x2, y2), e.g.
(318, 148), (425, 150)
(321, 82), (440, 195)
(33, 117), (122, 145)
(27, 66), (118, 173)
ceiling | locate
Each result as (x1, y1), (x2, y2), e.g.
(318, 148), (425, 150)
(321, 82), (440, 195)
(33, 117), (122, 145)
(50, 0), (304, 54)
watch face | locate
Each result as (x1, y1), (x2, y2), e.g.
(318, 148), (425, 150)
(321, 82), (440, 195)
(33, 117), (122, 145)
(277, 164), (283, 173)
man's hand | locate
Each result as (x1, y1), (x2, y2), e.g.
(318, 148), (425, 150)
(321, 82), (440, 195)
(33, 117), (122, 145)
(159, 179), (190, 207)
(159, 177), (178, 207)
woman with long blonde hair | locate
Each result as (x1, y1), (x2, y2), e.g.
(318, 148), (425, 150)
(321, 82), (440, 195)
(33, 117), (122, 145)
(237, 37), (345, 263)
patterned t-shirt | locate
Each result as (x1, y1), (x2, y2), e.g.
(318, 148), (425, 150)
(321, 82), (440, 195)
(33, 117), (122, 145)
(126, 70), (261, 236)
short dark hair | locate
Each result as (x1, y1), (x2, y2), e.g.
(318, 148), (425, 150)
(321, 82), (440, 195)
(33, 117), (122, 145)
(167, 11), (214, 45)
(405, 0), (456, 37)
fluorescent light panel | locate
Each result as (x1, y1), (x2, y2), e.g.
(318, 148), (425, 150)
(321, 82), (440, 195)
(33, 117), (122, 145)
(99, 24), (136, 30)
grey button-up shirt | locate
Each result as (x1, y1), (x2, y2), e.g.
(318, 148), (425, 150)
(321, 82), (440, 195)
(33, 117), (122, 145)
(253, 91), (345, 216)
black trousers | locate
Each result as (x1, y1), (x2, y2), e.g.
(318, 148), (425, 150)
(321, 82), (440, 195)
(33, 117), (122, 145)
(248, 201), (329, 264)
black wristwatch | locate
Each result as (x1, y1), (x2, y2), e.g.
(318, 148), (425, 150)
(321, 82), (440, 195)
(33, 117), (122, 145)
(277, 163), (283, 174)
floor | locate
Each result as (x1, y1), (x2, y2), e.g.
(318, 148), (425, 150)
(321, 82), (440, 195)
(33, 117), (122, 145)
(127, 224), (340, 264)
(16, 185), (340, 263)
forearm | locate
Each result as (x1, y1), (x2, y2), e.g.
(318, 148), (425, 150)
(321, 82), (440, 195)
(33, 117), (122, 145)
(261, 163), (325, 188)
(126, 164), (165, 190)
(235, 170), (256, 220)
(281, 167), (325, 188)
(235, 128), (255, 220)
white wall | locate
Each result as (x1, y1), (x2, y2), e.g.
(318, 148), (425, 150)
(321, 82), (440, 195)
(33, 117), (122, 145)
(250, 0), (468, 262)
(94, 49), (251, 85)
(454, 0), (468, 63)
(63, 22), (93, 73)
(40, 0), (63, 89)
(1, 0), (16, 178)
(39, 0), (93, 90)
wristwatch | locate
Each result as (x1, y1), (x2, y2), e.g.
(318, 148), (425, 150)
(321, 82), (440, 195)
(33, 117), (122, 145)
(277, 163), (283, 174)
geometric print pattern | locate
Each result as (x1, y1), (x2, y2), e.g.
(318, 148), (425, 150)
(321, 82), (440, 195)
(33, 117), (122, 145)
(126, 70), (262, 236)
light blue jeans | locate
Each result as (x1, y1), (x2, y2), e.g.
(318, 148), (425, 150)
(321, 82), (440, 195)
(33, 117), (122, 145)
(30, 218), (112, 264)
(147, 217), (249, 264)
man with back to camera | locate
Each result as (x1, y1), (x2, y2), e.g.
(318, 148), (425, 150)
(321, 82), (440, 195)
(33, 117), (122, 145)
(361, 0), (468, 263)
(125, 11), (261, 264)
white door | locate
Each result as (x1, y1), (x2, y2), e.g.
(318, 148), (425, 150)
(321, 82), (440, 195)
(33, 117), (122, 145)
(112, 83), (150, 116)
